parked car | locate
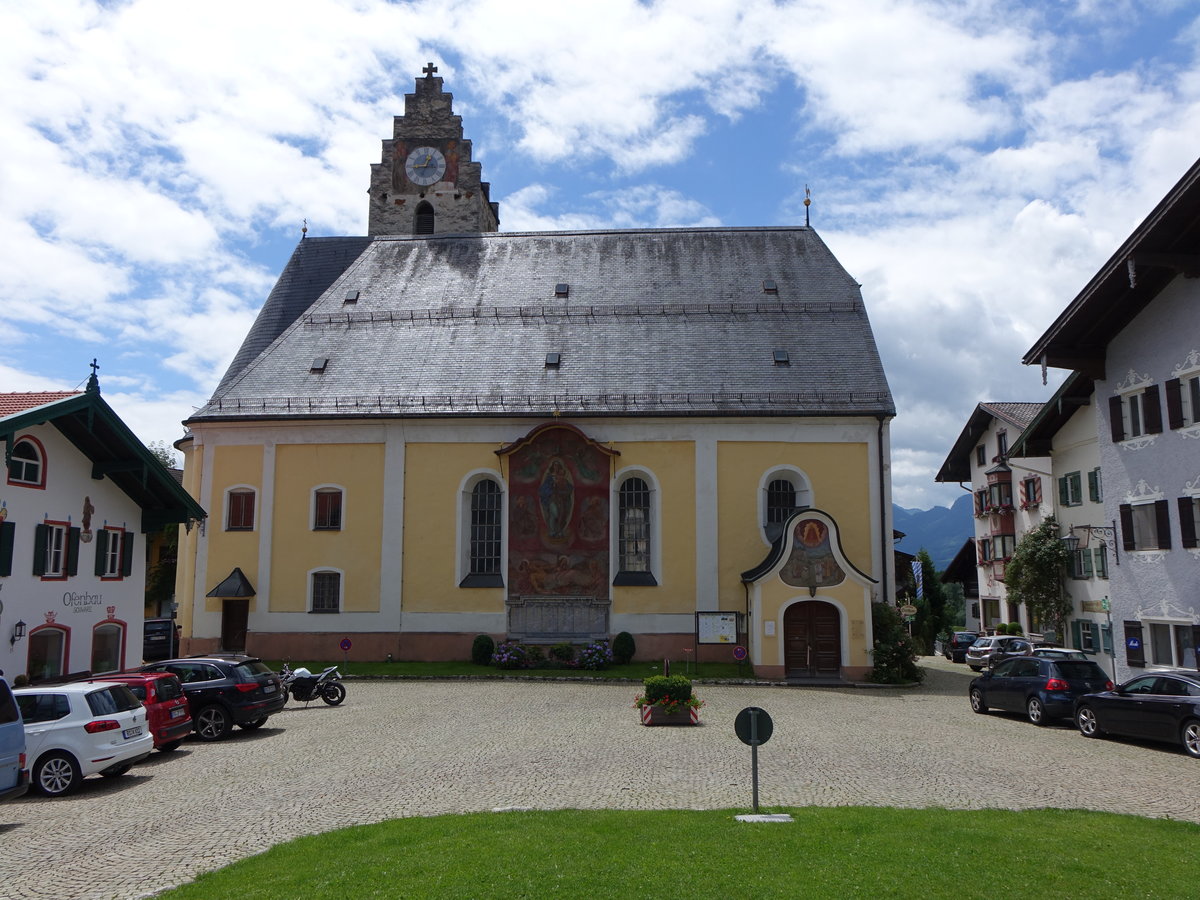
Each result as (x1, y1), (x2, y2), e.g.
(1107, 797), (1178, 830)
(942, 631), (980, 663)
(0, 678), (29, 801)
(81, 672), (193, 752)
(142, 617), (179, 662)
(138, 655), (286, 741)
(965, 635), (1034, 671)
(1075, 670), (1200, 759)
(970, 656), (1112, 725)
(1031, 647), (1089, 661)
(14, 681), (153, 796)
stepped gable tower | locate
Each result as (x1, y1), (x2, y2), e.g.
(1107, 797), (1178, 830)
(367, 63), (500, 236)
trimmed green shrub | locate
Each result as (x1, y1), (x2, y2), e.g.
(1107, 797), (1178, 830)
(613, 631), (636, 665)
(549, 642), (575, 663)
(642, 674), (693, 705)
(471, 634), (495, 666)
(1006, 622), (1024, 636)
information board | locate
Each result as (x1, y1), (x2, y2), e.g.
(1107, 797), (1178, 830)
(697, 612), (739, 644)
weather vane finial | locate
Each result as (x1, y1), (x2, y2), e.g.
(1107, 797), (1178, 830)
(86, 358), (100, 394)
(804, 185), (812, 227)
(302, 218), (308, 239)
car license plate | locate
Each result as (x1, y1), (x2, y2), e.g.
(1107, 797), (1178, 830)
(123, 726), (143, 739)
(263, 684), (276, 694)
(170, 707), (186, 719)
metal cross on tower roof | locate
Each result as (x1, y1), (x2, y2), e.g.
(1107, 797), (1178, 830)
(422, 62), (438, 78)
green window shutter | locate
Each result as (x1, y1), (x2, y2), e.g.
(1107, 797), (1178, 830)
(66, 527), (81, 576)
(1101, 623), (1113, 655)
(32, 523), (48, 576)
(1071, 619), (1082, 650)
(1093, 546), (1108, 578)
(1058, 476), (1069, 506)
(1080, 549), (1093, 577)
(0, 521), (14, 577)
(94, 528), (110, 576)
(120, 531), (134, 577)
(1087, 469), (1099, 503)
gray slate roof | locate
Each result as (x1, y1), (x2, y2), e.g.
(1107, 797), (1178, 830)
(194, 227), (894, 422)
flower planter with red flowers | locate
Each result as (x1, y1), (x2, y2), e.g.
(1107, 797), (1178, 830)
(634, 674), (703, 726)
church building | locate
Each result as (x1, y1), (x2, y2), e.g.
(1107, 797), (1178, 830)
(175, 67), (896, 681)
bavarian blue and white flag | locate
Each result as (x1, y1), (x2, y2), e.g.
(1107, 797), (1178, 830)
(912, 559), (924, 598)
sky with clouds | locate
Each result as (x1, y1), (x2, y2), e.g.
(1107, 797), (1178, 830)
(2, 0), (1198, 508)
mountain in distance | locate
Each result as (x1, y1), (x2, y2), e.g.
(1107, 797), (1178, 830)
(893, 493), (974, 571)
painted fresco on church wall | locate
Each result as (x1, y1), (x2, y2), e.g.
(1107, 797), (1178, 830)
(507, 426), (609, 599)
(779, 518), (846, 589)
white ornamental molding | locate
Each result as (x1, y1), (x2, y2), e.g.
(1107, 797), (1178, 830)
(1125, 480), (1164, 503)
(1129, 549), (1167, 566)
(1185, 475), (1200, 498)
(1121, 433), (1157, 451)
(1170, 349), (1200, 378)
(1114, 369), (1152, 393)
(1134, 599), (1199, 623)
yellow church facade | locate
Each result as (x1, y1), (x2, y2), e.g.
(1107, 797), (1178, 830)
(175, 70), (895, 681)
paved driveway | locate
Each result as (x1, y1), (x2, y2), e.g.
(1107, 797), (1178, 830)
(3, 658), (1198, 899)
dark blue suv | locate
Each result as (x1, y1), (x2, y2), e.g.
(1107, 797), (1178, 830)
(139, 655), (285, 741)
(969, 656), (1111, 725)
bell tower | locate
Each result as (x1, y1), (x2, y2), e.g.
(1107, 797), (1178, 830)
(367, 63), (500, 236)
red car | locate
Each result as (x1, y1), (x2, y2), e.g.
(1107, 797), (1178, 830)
(87, 673), (193, 752)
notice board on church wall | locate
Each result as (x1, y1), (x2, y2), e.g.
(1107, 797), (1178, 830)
(696, 611), (742, 644)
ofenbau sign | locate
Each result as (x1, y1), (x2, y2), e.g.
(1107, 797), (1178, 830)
(63, 591), (104, 613)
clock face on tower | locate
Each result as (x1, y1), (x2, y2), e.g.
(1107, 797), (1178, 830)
(404, 146), (447, 186)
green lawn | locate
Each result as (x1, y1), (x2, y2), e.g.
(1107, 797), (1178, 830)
(159, 807), (1197, 899)
(265, 659), (751, 681)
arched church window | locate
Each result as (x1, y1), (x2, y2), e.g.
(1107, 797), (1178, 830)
(764, 472), (812, 542)
(414, 201), (435, 235)
(614, 472), (659, 586)
(469, 479), (502, 577)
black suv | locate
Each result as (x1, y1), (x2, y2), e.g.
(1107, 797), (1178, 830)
(942, 631), (979, 663)
(139, 655), (285, 741)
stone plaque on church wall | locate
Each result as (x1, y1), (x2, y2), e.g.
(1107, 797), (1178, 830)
(506, 596), (611, 642)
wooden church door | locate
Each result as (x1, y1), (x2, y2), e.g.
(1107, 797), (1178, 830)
(783, 601), (841, 677)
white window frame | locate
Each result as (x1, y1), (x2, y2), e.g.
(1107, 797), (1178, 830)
(613, 466), (662, 585)
(758, 466), (814, 545)
(307, 568), (344, 613)
(7, 436), (46, 487)
(311, 484), (345, 531)
(101, 526), (124, 579)
(1144, 619), (1196, 669)
(43, 521), (68, 578)
(1130, 500), (1161, 551)
(1171, 350), (1200, 430)
(455, 469), (507, 587)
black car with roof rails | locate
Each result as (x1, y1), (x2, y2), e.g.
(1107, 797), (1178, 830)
(1075, 670), (1200, 759)
(969, 656), (1112, 725)
(138, 655), (285, 741)
(943, 631), (980, 663)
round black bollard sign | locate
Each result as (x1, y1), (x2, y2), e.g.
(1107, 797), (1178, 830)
(734, 706), (773, 746)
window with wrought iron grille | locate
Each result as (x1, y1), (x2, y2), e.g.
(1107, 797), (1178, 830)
(469, 480), (502, 576)
(618, 478), (651, 573)
(765, 479), (797, 542)
(311, 571), (341, 613)
(314, 488), (343, 530)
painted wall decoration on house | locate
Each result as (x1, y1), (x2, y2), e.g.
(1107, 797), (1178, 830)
(80, 495), (94, 543)
(501, 424), (617, 599)
(780, 518), (846, 589)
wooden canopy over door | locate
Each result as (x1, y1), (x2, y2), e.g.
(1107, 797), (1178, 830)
(784, 600), (841, 678)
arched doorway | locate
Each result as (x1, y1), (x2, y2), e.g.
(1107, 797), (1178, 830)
(783, 601), (841, 678)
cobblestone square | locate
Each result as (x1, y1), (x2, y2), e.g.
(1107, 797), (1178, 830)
(2, 658), (1197, 900)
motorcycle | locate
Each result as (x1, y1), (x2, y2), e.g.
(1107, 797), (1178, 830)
(278, 662), (347, 706)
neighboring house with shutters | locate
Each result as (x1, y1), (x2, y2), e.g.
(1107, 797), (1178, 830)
(1023, 155), (1200, 680)
(0, 376), (205, 682)
(935, 402), (1049, 633)
(1009, 371), (1114, 671)
(172, 68), (898, 682)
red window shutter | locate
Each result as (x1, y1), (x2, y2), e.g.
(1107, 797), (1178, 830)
(1154, 499), (1171, 549)
(1179, 497), (1198, 549)
(1033, 477), (1042, 504)
(1108, 396), (1125, 441)
(1165, 378), (1184, 430)
(1143, 385), (1163, 434)
(1119, 504), (1135, 552)
(1017, 480), (1027, 507)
